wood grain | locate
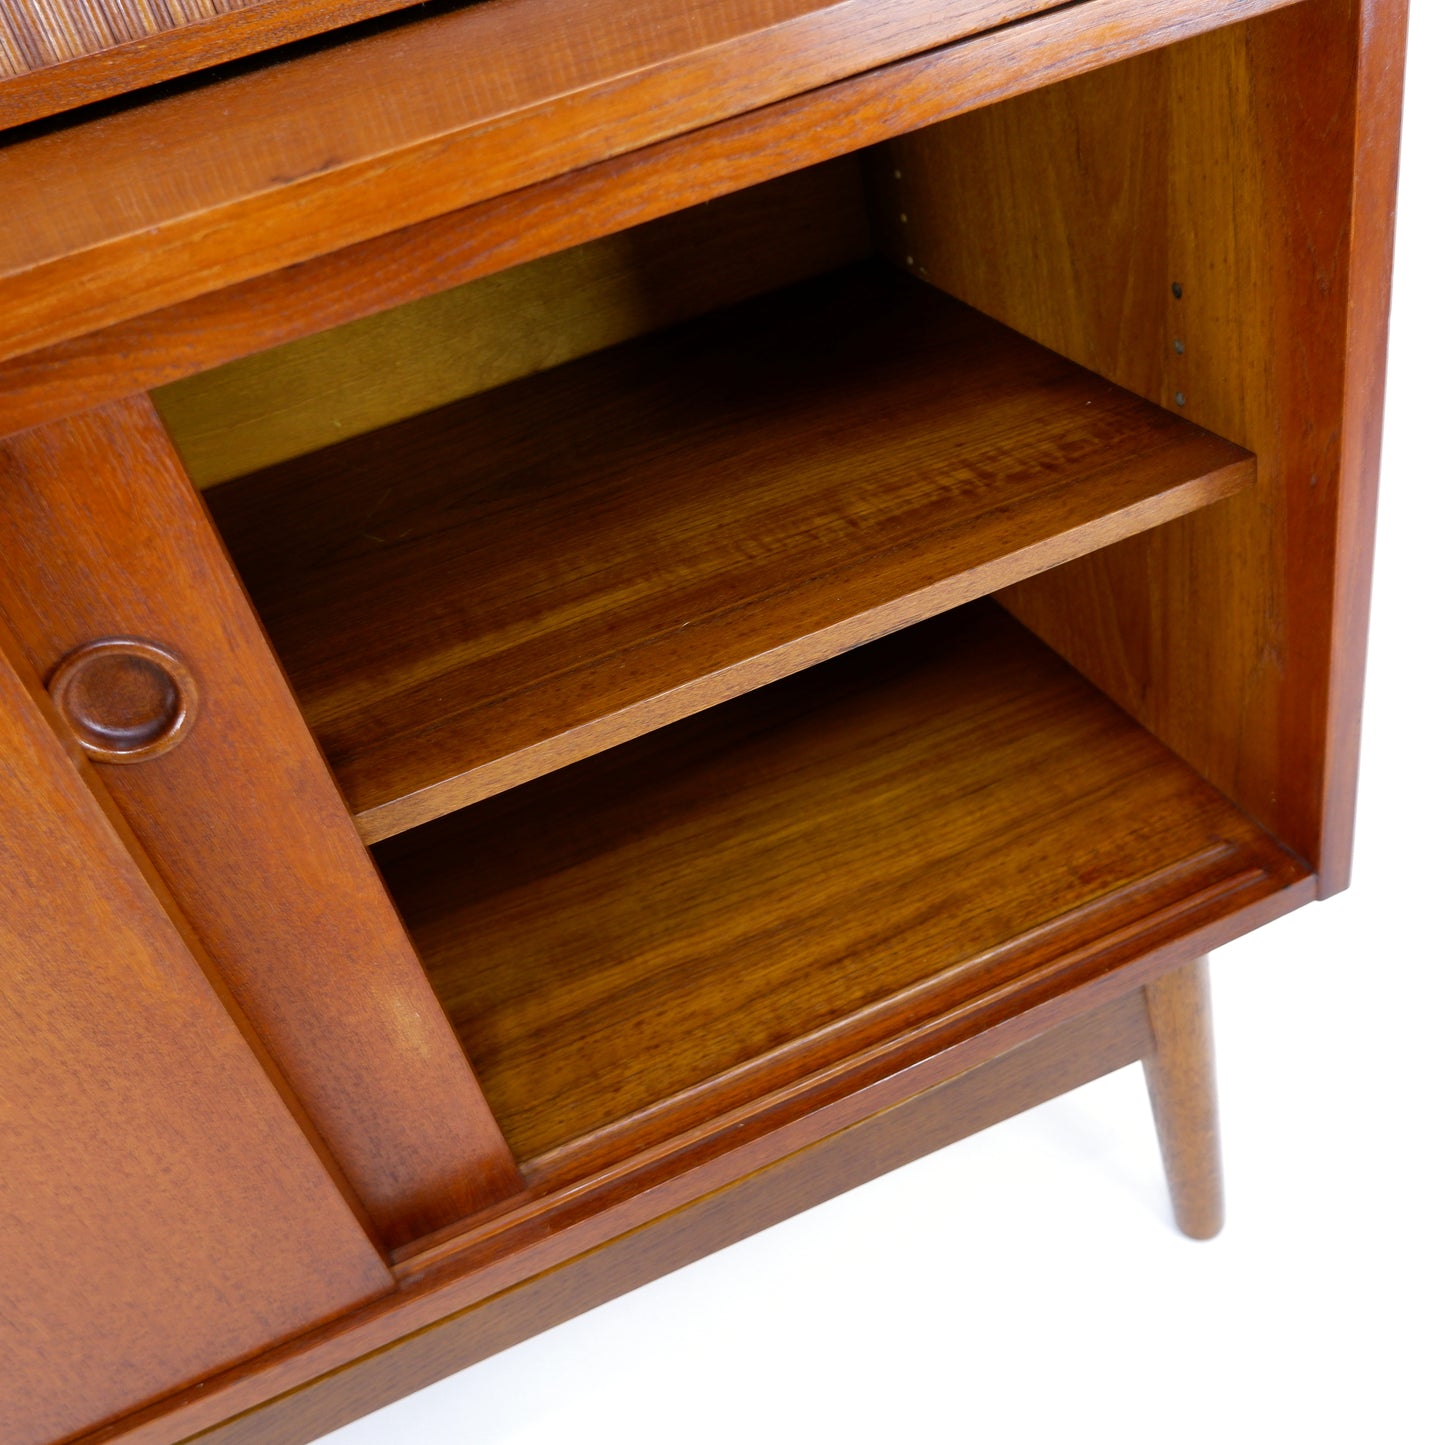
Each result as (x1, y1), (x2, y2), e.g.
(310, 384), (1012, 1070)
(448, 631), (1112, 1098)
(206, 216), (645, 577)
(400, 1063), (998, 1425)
(0, 0), (1305, 430)
(0, 1), (1398, 1436)
(877, 0), (1405, 892)
(75, 819), (1313, 1445)
(0, 394), (523, 1248)
(1318, 0), (1407, 893)
(0, 0), (276, 74)
(46, 636), (199, 762)
(188, 992), (1157, 1444)
(154, 159), (871, 487)
(0, 0), (1311, 371)
(70, 868), (1315, 1445)
(0, 1), (424, 128)
(0, 0), (1069, 361)
(372, 603), (1299, 1169)
(1143, 956), (1223, 1240)
(0, 623), (391, 1445)
(207, 263), (1253, 840)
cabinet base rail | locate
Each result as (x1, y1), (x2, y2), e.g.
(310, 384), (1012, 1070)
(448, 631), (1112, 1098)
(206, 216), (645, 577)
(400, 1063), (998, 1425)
(81, 932), (1303, 1445)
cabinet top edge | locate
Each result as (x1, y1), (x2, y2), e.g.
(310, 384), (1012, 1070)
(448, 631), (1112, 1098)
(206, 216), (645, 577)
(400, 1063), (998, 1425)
(0, 0), (1301, 370)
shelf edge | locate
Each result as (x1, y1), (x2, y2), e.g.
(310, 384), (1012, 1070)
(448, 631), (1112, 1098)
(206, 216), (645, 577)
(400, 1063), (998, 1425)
(353, 455), (1253, 841)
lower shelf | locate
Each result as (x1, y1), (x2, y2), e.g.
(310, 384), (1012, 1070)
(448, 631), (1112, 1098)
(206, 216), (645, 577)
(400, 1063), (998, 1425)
(376, 601), (1307, 1183)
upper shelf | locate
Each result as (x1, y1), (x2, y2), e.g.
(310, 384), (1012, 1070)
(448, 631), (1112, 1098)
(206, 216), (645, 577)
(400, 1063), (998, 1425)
(206, 263), (1254, 842)
(0, 0), (1067, 363)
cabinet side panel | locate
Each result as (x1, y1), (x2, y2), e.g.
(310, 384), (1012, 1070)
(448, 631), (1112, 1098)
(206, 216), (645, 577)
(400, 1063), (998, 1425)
(0, 637), (391, 1445)
(877, 0), (1402, 886)
(0, 396), (523, 1247)
(1317, 0), (1407, 892)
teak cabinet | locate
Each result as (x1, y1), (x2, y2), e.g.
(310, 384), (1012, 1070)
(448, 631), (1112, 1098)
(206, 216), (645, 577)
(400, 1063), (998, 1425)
(0, 1), (1406, 1440)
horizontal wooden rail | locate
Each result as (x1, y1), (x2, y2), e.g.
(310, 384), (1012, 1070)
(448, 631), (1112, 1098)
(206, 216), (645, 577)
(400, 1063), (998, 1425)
(0, 0), (1298, 396)
(0, 0), (1068, 362)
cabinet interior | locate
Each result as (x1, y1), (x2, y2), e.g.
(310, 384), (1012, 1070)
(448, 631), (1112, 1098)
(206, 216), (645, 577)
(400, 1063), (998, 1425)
(158, 15), (1338, 1214)
(373, 602), (1302, 1184)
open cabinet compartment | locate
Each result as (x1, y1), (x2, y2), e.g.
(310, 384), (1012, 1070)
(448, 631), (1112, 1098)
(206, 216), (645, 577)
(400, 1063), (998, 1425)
(158, 2), (1355, 1250)
(184, 156), (1252, 842)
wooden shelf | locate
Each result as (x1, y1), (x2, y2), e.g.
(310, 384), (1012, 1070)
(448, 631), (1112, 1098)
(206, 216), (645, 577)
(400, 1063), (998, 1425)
(375, 601), (1306, 1177)
(207, 263), (1253, 841)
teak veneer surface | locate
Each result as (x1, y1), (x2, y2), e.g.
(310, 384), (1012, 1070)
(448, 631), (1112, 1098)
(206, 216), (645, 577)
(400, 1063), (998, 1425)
(208, 264), (1253, 841)
(376, 603), (1305, 1169)
(189, 991), (1157, 1445)
(0, 0), (1072, 361)
(878, 0), (1405, 892)
(0, 629), (391, 1445)
(0, 394), (523, 1248)
(0, 0), (1305, 439)
(63, 888), (1314, 1445)
(0, 0), (422, 129)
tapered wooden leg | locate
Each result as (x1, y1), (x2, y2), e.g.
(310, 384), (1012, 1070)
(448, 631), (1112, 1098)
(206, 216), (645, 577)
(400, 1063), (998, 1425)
(1142, 956), (1224, 1240)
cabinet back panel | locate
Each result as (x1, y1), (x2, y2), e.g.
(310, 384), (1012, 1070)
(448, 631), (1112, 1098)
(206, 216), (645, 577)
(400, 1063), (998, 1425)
(155, 159), (871, 487)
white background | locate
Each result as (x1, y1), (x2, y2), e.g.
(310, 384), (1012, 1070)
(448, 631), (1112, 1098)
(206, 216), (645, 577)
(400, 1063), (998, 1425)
(325, 10), (1444, 1442)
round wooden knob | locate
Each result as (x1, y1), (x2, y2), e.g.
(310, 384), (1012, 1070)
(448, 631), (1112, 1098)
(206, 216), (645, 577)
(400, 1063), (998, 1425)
(47, 639), (198, 763)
